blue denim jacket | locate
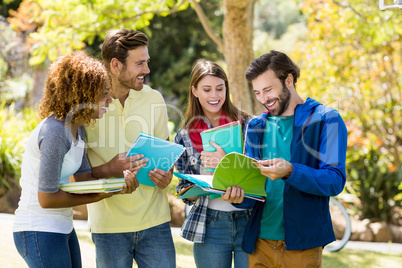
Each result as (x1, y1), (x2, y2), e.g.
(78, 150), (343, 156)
(237, 97), (348, 252)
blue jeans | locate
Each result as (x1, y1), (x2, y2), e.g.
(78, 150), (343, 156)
(193, 209), (250, 268)
(91, 222), (175, 268)
(13, 229), (81, 268)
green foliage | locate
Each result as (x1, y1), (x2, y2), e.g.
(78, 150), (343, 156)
(28, 0), (189, 65)
(146, 1), (223, 127)
(0, 102), (39, 192)
(347, 148), (402, 222)
(255, 0), (303, 39)
(0, 74), (33, 103)
(13, 0), (226, 128)
(295, 0), (401, 221)
(0, 17), (18, 80)
(0, 0), (22, 17)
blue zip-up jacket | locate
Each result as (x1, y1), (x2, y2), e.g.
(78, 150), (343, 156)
(238, 97), (348, 252)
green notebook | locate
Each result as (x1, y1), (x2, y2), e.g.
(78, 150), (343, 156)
(174, 152), (267, 199)
(201, 121), (243, 172)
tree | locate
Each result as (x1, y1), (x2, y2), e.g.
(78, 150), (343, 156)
(6, 0), (46, 106)
(8, 0), (262, 114)
(23, 0), (189, 64)
(192, 0), (259, 114)
(145, 2), (223, 127)
(295, 0), (401, 221)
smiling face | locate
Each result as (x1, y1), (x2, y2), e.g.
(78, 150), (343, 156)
(92, 79), (112, 119)
(192, 75), (226, 121)
(252, 69), (293, 116)
(117, 46), (150, 91)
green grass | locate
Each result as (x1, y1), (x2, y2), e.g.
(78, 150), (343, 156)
(76, 230), (402, 268)
(322, 249), (402, 268)
(4, 226), (401, 268)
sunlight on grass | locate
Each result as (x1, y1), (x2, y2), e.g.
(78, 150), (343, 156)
(7, 226), (400, 268)
(76, 230), (402, 268)
(323, 249), (402, 268)
(76, 230), (196, 268)
(173, 235), (195, 268)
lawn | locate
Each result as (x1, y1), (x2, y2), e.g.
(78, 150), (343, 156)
(77, 230), (402, 268)
(2, 221), (401, 268)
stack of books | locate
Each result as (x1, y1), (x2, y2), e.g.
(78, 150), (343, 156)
(59, 178), (126, 193)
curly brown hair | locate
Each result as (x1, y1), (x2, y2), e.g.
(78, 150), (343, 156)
(38, 50), (108, 125)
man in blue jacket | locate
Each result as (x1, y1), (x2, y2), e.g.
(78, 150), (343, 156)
(237, 50), (348, 267)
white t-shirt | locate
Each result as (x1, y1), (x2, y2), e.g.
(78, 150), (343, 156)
(13, 116), (91, 234)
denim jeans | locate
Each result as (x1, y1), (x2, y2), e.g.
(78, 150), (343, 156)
(193, 209), (250, 268)
(91, 222), (175, 268)
(13, 229), (82, 268)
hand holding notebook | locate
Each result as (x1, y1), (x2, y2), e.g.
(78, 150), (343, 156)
(126, 132), (185, 187)
(201, 121), (243, 172)
(175, 152), (267, 201)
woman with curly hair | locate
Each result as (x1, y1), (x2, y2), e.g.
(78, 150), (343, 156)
(12, 50), (140, 268)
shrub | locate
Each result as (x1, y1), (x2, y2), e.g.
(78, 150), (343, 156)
(347, 147), (402, 223)
(0, 102), (39, 194)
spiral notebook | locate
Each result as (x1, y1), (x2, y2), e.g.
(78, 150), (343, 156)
(126, 132), (185, 187)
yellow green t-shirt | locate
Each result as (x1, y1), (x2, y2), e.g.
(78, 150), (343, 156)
(85, 85), (170, 233)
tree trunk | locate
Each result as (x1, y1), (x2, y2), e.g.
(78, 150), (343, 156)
(222, 0), (260, 115)
(27, 65), (48, 107)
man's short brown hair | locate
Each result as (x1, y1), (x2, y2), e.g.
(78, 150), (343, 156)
(101, 29), (149, 72)
(246, 50), (300, 87)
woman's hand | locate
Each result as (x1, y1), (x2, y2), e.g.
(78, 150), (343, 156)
(201, 141), (226, 169)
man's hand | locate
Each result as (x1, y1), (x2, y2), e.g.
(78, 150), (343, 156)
(119, 170), (139, 194)
(253, 159), (293, 180)
(222, 186), (245, 204)
(149, 168), (173, 189)
(96, 152), (148, 178)
(98, 170), (139, 198)
(201, 141), (226, 169)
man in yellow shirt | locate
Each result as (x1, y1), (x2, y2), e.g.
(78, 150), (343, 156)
(85, 29), (175, 268)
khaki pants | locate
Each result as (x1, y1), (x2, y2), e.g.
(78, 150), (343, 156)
(249, 239), (322, 268)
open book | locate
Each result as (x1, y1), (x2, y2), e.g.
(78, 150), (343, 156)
(175, 182), (265, 202)
(126, 132), (185, 187)
(174, 152), (267, 201)
(60, 178), (126, 193)
(201, 121), (243, 172)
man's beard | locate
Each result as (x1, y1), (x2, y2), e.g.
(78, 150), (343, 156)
(118, 67), (144, 91)
(263, 85), (291, 116)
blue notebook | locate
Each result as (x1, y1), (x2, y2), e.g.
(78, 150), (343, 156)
(126, 132), (185, 187)
(200, 121), (243, 172)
